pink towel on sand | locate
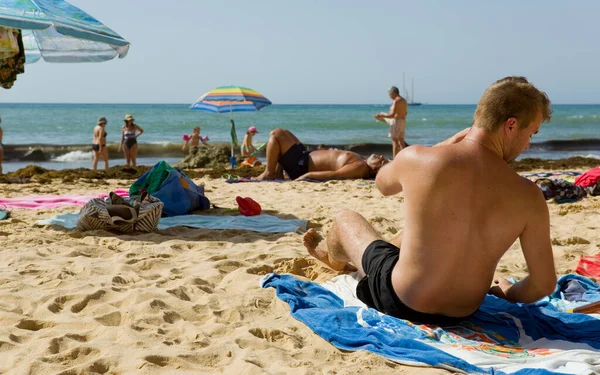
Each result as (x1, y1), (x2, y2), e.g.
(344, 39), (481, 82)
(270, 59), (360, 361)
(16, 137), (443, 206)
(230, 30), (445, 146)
(0, 189), (129, 209)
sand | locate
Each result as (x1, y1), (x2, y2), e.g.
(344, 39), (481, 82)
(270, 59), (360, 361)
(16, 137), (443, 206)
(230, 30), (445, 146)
(1, 173), (599, 375)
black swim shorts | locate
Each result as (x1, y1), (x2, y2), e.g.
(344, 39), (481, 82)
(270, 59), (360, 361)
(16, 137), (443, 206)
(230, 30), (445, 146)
(356, 240), (469, 326)
(92, 144), (100, 152)
(278, 143), (310, 180)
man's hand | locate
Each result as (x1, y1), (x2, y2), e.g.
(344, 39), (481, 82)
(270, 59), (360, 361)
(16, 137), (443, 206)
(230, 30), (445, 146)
(488, 278), (513, 300)
(373, 114), (382, 120)
(295, 173), (310, 181)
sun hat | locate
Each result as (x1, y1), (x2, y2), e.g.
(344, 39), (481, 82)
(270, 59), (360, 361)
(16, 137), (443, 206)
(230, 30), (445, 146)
(97, 117), (107, 125)
(124, 114), (135, 121)
(248, 126), (258, 133)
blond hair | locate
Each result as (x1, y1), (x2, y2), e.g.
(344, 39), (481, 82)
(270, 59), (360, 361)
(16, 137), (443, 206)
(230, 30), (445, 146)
(474, 76), (552, 132)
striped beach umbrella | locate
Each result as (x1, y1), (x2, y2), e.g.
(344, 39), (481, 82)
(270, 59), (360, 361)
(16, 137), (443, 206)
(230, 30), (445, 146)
(190, 86), (272, 167)
(190, 86), (272, 113)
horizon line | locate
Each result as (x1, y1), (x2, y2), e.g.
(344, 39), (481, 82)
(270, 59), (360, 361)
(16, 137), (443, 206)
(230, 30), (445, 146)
(1, 102), (598, 106)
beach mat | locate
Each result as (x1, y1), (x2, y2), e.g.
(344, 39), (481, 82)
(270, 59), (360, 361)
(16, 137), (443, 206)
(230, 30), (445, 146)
(521, 171), (582, 178)
(37, 213), (307, 233)
(261, 272), (600, 374)
(0, 189), (129, 209)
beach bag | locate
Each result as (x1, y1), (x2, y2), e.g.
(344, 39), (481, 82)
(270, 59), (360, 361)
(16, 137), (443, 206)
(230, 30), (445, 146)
(76, 191), (163, 233)
(129, 161), (210, 216)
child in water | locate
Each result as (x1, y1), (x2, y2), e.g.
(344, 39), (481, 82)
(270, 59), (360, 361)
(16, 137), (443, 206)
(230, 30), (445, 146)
(182, 126), (209, 154)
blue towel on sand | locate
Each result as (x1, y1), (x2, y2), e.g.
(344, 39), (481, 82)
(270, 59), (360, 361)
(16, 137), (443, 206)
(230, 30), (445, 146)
(262, 273), (600, 374)
(37, 213), (307, 233)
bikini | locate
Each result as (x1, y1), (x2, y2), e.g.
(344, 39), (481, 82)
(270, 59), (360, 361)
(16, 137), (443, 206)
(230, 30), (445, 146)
(124, 128), (137, 148)
(92, 131), (107, 152)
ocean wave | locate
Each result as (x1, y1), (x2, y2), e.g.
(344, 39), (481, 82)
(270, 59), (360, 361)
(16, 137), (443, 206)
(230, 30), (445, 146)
(52, 150), (93, 162)
(577, 153), (600, 160)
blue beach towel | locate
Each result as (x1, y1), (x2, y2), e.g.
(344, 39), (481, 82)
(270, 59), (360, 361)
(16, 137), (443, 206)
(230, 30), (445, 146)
(262, 272), (600, 374)
(37, 213), (307, 234)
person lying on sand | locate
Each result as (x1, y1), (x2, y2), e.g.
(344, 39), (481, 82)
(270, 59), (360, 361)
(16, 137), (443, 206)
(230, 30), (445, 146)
(303, 76), (557, 325)
(255, 128), (389, 181)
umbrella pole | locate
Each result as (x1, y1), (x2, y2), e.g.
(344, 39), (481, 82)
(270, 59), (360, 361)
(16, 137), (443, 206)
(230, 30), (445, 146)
(230, 105), (236, 169)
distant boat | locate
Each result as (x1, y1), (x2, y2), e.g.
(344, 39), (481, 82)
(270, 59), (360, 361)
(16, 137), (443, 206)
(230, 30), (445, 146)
(403, 73), (422, 106)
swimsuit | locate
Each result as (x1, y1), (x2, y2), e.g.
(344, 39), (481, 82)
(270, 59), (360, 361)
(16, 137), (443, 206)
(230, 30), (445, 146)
(278, 143), (311, 180)
(92, 131), (107, 152)
(124, 128), (137, 149)
(357, 240), (472, 326)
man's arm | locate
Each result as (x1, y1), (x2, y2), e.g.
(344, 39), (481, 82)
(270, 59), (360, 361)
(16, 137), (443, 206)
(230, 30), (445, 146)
(491, 188), (557, 303)
(375, 149), (410, 195)
(296, 162), (368, 181)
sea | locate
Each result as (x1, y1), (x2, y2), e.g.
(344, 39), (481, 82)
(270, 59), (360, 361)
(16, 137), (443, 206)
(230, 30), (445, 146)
(0, 103), (599, 173)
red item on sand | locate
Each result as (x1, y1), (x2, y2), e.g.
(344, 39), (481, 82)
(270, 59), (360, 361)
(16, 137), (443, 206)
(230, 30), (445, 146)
(576, 253), (600, 278)
(574, 167), (600, 187)
(236, 196), (262, 216)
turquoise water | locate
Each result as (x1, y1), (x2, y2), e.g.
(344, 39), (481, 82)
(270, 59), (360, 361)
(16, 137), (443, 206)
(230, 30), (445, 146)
(0, 103), (599, 172)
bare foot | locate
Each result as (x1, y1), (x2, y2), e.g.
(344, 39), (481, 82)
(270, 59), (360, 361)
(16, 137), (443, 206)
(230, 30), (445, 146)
(255, 171), (277, 181)
(302, 229), (347, 271)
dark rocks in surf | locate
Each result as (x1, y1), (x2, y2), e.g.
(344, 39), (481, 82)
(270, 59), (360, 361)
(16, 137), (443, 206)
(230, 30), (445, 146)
(175, 144), (232, 169)
(21, 148), (47, 162)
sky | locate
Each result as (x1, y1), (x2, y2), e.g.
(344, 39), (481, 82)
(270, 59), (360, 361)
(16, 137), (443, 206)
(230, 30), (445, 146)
(2, 0), (600, 104)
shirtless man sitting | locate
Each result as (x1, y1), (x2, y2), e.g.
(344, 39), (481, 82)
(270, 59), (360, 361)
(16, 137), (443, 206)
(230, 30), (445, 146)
(255, 128), (389, 181)
(303, 76), (556, 325)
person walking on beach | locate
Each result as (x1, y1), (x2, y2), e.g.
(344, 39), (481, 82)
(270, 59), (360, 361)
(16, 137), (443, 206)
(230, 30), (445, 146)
(305, 76), (556, 325)
(92, 117), (109, 171)
(255, 128), (389, 181)
(118, 114), (143, 167)
(374, 86), (407, 157)
(241, 126), (259, 157)
(182, 126), (208, 155)
(0, 116), (3, 175)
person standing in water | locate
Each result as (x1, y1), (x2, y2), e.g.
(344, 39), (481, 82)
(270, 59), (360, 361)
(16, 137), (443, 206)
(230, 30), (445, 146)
(92, 117), (109, 171)
(182, 126), (208, 154)
(374, 86), (408, 157)
(118, 114), (143, 167)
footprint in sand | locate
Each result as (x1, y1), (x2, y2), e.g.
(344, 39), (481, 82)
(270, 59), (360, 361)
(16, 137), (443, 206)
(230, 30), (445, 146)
(0, 341), (16, 352)
(40, 346), (98, 365)
(248, 328), (304, 349)
(163, 311), (182, 324)
(95, 311), (122, 327)
(167, 286), (191, 301)
(191, 278), (215, 294)
(246, 264), (274, 275)
(214, 260), (248, 275)
(149, 299), (170, 310)
(16, 319), (54, 331)
(48, 295), (76, 313)
(71, 290), (107, 313)
(48, 334), (88, 354)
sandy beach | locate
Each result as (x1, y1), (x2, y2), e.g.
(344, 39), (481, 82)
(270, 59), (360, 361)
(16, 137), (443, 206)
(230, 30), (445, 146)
(0, 169), (599, 374)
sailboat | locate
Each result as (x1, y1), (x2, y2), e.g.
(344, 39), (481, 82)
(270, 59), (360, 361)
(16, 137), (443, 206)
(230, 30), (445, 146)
(402, 73), (422, 106)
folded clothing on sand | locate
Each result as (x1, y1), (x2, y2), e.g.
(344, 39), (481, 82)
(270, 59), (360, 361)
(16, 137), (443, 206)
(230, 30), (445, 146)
(262, 272), (600, 375)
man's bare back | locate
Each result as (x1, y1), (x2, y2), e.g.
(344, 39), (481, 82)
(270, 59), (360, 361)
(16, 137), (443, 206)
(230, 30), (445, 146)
(383, 140), (553, 316)
(304, 77), (556, 322)
(308, 150), (364, 172)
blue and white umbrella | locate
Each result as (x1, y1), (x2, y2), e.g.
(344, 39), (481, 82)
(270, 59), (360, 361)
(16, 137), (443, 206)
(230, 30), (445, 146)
(0, 0), (130, 63)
